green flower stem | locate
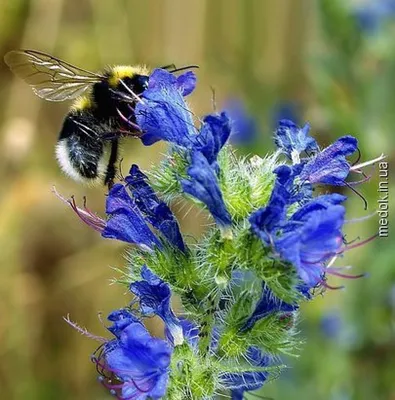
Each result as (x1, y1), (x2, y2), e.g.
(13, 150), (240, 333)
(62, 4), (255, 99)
(198, 288), (221, 356)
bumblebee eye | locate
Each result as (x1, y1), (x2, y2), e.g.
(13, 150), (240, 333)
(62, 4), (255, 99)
(133, 75), (149, 94)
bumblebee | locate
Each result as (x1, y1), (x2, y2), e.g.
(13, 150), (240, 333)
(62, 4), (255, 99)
(4, 49), (195, 187)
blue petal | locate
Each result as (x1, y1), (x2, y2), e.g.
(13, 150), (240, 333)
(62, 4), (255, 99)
(181, 151), (232, 229)
(147, 68), (177, 89)
(125, 164), (157, 201)
(103, 321), (172, 400)
(126, 165), (186, 251)
(176, 71), (197, 96)
(298, 283), (312, 299)
(249, 164), (309, 244)
(274, 164), (312, 204)
(249, 171), (290, 243)
(275, 205), (345, 287)
(242, 285), (296, 331)
(300, 136), (358, 186)
(147, 68), (197, 97)
(353, 0), (395, 33)
(194, 112), (231, 167)
(283, 193), (347, 234)
(130, 266), (183, 344)
(102, 184), (160, 250)
(107, 309), (139, 338)
(136, 70), (197, 147)
(274, 119), (318, 158)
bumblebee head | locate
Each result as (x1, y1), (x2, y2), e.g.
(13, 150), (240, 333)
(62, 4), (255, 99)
(107, 65), (150, 95)
(121, 74), (149, 95)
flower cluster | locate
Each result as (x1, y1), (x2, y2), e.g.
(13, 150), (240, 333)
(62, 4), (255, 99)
(352, 0), (395, 33)
(61, 68), (382, 399)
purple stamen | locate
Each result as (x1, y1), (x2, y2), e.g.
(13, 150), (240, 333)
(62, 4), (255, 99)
(53, 187), (106, 232)
(321, 280), (345, 290)
(63, 315), (106, 343)
(68, 196), (106, 232)
(336, 233), (379, 254)
(347, 174), (372, 186)
(326, 268), (365, 279)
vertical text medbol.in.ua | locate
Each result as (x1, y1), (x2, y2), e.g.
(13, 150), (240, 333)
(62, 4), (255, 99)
(378, 161), (389, 237)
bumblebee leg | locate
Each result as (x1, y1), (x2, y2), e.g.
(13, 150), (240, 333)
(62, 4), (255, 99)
(104, 139), (119, 189)
(102, 131), (123, 141)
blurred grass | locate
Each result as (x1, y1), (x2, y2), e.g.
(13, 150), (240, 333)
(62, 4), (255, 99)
(0, 1), (393, 399)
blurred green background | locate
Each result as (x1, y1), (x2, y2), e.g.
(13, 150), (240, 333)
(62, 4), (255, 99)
(0, 0), (393, 399)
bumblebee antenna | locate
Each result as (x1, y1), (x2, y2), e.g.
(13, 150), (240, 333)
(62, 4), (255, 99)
(344, 181), (368, 210)
(160, 64), (176, 70)
(167, 65), (199, 73)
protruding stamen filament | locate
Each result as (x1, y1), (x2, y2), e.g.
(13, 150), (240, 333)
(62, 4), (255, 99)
(63, 315), (106, 342)
(52, 186), (106, 232)
(350, 153), (386, 172)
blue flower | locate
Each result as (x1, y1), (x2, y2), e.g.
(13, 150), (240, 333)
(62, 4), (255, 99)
(249, 167), (292, 244)
(353, 0), (395, 33)
(249, 203), (283, 245)
(148, 68), (196, 97)
(274, 164), (312, 204)
(181, 151), (232, 234)
(107, 309), (140, 337)
(283, 193), (347, 234)
(93, 309), (172, 400)
(173, 71), (197, 96)
(135, 69), (234, 237)
(242, 285), (296, 331)
(136, 69), (197, 147)
(130, 266), (183, 345)
(275, 205), (345, 287)
(249, 164), (313, 244)
(250, 154), (349, 287)
(194, 112), (231, 168)
(250, 141), (349, 287)
(300, 136), (358, 186)
(274, 119), (318, 162)
(220, 347), (272, 399)
(100, 168), (187, 252)
(125, 165), (186, 252)
(102, 184), (160, 251)
(137, 69), (232, 168)
(224, 99), (257, 145)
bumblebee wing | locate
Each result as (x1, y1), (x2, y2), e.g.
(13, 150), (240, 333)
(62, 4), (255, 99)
(4, 49), (104, 102)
